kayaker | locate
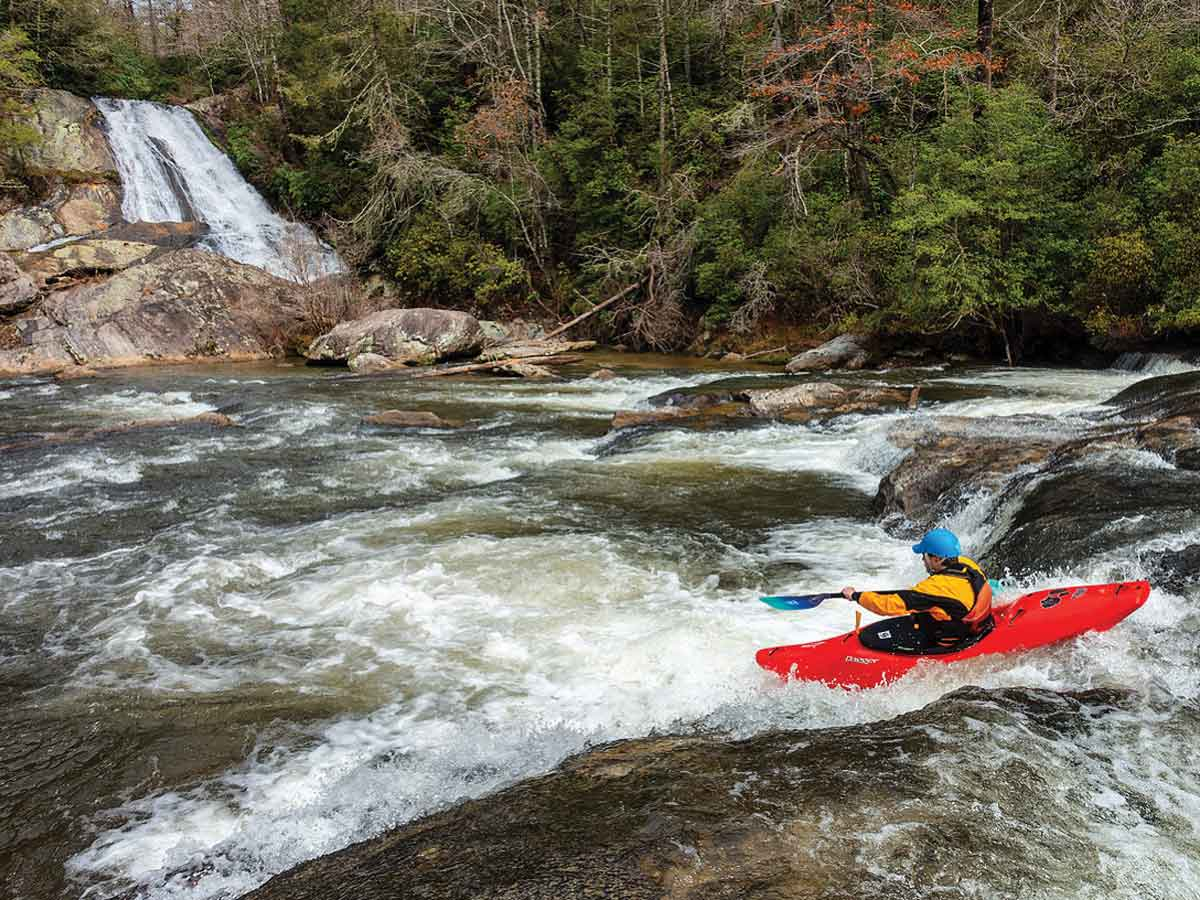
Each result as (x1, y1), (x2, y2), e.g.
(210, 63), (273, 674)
(839, 528), (994, 654)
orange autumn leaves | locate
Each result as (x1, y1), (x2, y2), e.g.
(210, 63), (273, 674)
(753, 1), (999, 120)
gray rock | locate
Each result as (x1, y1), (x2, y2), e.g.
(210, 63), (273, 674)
(0, 181), (123, 252)
(306, 308), (483, 366)
(21, 90), (118, 182)
(478, 318), (547, 347)
(348, 353), (394, 374)
(745, 382), (916, 418)
(0, 254), (37, 316)
(784, 333), (872, 373)
(0, 248), (296, 375)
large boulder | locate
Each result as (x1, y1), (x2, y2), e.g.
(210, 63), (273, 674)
(784, 333), (872, 373)
(0, 248), (296, 374)
(305, 308), (484, 367)
(20, 90), (118, 182)
(0, 254), (36, 316)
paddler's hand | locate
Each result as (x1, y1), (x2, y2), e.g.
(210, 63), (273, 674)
(841, 586), (856, 601)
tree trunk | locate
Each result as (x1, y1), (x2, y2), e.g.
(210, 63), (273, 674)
(605, 0), (613, 98)
(977, 0), (994, 87)
(657, 0), (668, 185)
(1048, 0), (1060, 114)
(147, 0), (160, 56)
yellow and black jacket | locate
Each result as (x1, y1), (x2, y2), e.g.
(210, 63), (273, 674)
(852, 556), (993, 632)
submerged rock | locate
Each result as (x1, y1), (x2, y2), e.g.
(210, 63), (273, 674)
(609, 404), (752, 431)
(784, 333), (871, 373)
(364, 410), (463, 429)
(0, 411), (235, 451)
(306, 308), (484, 367)
(244, 686), (1136, 900)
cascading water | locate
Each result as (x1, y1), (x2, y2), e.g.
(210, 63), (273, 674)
(93, 98), (343, 282)
(2, 359), (1199, 899)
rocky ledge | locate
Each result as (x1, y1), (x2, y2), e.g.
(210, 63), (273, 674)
(243, 686), (1135, 900)
(0, 249), (297, 374)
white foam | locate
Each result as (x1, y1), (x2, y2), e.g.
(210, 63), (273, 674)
(45, 363), (1200, 900)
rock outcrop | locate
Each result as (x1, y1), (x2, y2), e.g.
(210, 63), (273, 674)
(871, 370), (1200, 573)
(12, 221), (210, 289)
(0, 254), (37, 316)
(243, 686), (1134, 900)
(0, 249), (296, 375)
(20, 90), (118, 182)
(0, 91), (122, 253)
(0, 182), (123, 252)
(306, 308), (484, 367)
(784, 333), (872, 373)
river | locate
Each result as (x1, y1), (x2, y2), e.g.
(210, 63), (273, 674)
(1, 355), (1197, 899)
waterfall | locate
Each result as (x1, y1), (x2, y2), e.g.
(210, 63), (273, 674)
(94, 98), (344, 282)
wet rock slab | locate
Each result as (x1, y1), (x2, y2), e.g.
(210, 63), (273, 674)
(243, 687), (1134, 900)
(0, 248), (297, 375)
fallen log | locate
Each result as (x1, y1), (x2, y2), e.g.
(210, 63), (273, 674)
(408, 354), (585, 379)
(542, 281), (642, 341)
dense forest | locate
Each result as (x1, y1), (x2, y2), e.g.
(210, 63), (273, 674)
(1, 0), (1198, 359)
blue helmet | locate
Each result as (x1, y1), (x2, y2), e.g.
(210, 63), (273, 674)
(912, 528), (961, 559)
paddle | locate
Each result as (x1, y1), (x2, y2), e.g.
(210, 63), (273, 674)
(760, 580), (1005, 612)
(758, 592), (842, 611)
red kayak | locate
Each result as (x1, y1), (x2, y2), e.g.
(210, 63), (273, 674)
(756, 580), (1151, 689)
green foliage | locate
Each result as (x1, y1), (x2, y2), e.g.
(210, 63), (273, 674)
(1142, 137), (1200, 332)
(3, 0), (158, 97)
(225, 123), (267, 180)
(14, 0), (1200, 354)
(0, 26), (41, 172)
(885, 86), (1084, 346)
(387, 215), (532, 314)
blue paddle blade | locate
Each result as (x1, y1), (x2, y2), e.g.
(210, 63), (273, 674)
(759, 593), (840, 611)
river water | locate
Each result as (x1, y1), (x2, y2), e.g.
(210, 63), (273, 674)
(1, 355), (1197, 899)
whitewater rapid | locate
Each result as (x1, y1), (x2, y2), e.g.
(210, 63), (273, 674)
(1, 358), (1196, 899)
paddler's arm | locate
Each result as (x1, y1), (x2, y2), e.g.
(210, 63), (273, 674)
(840, 586), (915, 617)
